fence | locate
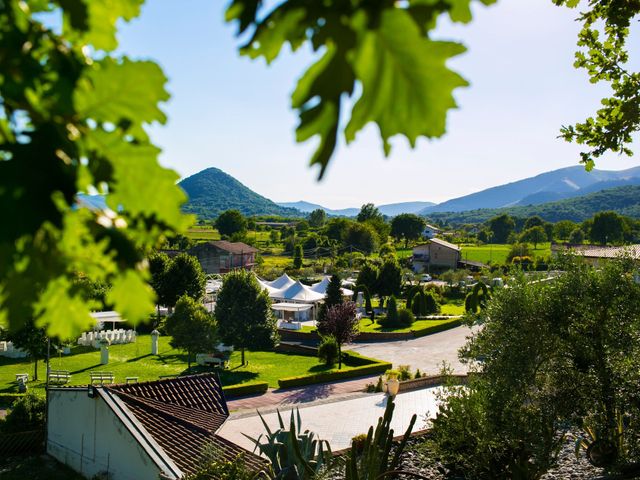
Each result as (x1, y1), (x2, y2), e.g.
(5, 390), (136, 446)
(0, 429), (45, 456)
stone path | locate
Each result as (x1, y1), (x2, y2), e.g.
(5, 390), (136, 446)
(219, 387), (442, 452)
(226, 375), (378, 413)
(348, 325), (475, 375)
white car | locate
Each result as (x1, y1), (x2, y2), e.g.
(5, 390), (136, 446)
(420, 274), (432, 282)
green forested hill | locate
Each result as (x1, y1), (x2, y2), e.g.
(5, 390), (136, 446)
(178, 167), (302, 219)
(427, 185), (640, 225)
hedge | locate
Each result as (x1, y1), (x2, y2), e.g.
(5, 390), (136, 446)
(222, 382), (269, 398)
(341, 351), (386, 367)
(411, 319), (461, 338)
(277, 362), (392, 389)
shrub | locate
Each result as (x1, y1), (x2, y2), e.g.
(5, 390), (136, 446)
(398, 365), (412, 381)
(385, 296), (399, 326)
(278, 362), (392, 388)
(222, 382), (269, 398)
(398, 308), (415, 327)
(1, 393), (45, 433)
(414, 369), (422, 379)
(375, 376), (384, 392)
(318, 335), (339, 367)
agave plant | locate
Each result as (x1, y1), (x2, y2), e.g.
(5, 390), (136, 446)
(345, 397), (417, 480)
(245, 408), (335, 480)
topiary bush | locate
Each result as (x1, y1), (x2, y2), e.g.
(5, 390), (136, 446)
(398, 308), (415, 327)
(384, 295), (399, 327)
(318, 335), (339, 367)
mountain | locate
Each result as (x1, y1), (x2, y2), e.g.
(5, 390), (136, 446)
(179, 168), (302, 218)
(420, 166), (640, 215)
(427, 185), (640, 225)
(276, 200), (436, 217)
(276, 201), (360, 217)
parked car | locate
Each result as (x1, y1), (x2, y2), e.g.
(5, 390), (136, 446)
(420, 274), (432, 282)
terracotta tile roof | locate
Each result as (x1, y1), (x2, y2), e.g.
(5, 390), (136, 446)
(430, 237), (461, 251)
(552, 243), (640, 259)
(210, 240), (259, 254)
(111, 373), (229, 416)
(108, 374), (266, 476)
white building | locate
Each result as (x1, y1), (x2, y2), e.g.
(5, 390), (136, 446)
(47, 374), (265, 479)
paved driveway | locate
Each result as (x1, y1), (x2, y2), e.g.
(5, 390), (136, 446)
(349, 325), (475, 374)
(219, 387), (442, 452)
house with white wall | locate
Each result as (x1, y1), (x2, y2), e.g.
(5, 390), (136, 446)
(47, 374), (265, 479)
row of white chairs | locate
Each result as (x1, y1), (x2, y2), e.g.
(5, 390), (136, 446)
(77, 329), (137, 347)
(0, 341), (28, 359)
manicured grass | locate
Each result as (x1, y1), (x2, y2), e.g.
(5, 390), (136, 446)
(356, 317), (460, 333)
(460, 242), (551, 265)
(186, 226), (221, 241)
(0, 335), (366, 392)
(440, 303), (465, 315)
(259, 254), (292, 269)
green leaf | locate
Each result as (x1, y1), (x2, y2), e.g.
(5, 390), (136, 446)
(35, 277), (95, 339)
(85, 129), (188, 229)
(345, 9), (468, 153)
(107, 270), (155, 324)
(75, 58), (169, 126)
(83, 0), (144, 51)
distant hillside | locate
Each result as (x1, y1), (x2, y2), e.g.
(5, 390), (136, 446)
(420, 165), (640, 214)
(179, 168), (302, 219)
(427, 185), (640, 225)
(276, 200), (435, 217)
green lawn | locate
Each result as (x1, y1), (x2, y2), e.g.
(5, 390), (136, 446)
(440, 303), (465, 315)
(460, 242), (551, 265)
(186, 226), (221, 241)
(0, 335), (366, 392)
(356, 317), (460, 333)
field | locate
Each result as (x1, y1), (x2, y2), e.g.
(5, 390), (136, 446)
(460, 242), (551, 265)
(0, 335), (367, 392)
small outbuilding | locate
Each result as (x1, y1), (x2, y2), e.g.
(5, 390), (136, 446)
(47, 374), (265, 480)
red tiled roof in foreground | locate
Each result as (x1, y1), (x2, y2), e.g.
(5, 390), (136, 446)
(108, 374), (266, 476)
(111, 373), (229, 416)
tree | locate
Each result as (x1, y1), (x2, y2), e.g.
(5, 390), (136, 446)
(308, 209), (327, 228)
(1, 1), (188, 337)
(519, 225), (547, 249)
(324, 218), (352, 242)
(523, 215), (544, 230)
(324, 274), (344, 310)
(269, 229), (280, 245)
(384, 296), (399, 327)
(148, 252), (171, 310)
(357, 203), (383, 224)
(164, 254), (206, 309)
(316, 302), (359, 369)
(590, 211), (625, 245)
(293, 244), (303, 269)
(164, 295), (217, 371)
(391, 214), (426, 248)
(487, 214), (515, 244)
(356, 263), (379, 297)
(506, 242), (532, 263)
(215, 210), (247, 238)
(553, 220), (577, 241)
(345, 222), (379, 255)
(214, 270), (278, 365)
(376, 256), (402, 301)
(569, 227), (585, 244)
(6, 320), (48, 381)
(432, 259), (640, 476)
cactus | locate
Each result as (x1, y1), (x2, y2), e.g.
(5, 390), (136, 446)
(345, 397), (417, 480)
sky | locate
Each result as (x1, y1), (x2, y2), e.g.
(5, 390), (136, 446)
(117, 0), (639, 209)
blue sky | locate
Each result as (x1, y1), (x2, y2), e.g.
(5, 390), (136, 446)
(117, 0), (639, 208)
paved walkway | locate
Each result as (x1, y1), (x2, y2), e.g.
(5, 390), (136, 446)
(349, 325), (475, 375)
(227, 375), (378, 412)
(219, 387), (442, 452)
